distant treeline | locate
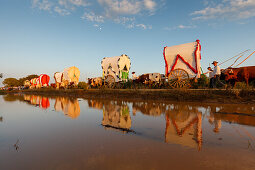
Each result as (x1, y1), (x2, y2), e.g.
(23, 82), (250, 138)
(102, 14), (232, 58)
(2, 75), (38, 87)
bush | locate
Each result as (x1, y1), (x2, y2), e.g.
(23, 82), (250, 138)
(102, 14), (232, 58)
(78, 82), (88, 90)
(191, 74), (209, 89)
(234, 82), (248, 89)
(250, 80), (255, 88)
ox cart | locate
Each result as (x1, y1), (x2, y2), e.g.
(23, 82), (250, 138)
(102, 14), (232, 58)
(101, 54), (131, 88)
(54, 66), (80, 89)
(163, 40), (202, 88)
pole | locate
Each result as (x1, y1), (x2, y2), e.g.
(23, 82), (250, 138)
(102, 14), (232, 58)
(218, 49), (250, 66)
(235, 50), (255, 67)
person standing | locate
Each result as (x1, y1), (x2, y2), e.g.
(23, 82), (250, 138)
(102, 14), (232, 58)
(204, 67), (214, 88)
(212, 61), (224, 88)
(132, 72), (137, 80)
(132, 72), (138, 88)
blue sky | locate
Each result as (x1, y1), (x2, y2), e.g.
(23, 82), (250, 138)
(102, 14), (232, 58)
(1, 0), (255, 86)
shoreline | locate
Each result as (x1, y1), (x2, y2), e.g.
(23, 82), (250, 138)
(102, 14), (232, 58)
(1, 88), (255, 104)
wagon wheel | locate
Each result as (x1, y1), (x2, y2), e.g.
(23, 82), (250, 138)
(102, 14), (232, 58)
(105, 75), (115, 88)
(168, 69), (190, 88)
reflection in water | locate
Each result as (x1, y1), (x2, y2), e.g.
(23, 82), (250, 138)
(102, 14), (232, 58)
(13, 139), (20, 152)
(2, 94), (81, 119)
(3, 94), (50, 109)
(54, 97), (80, 119)
(102, 101), (131, 132)
(88, 99), (132, 133)
(24, 95), (50, 109)
(87, 99), (255, 151)
(132, 101), (166, 116)
(2, 95), (255, 151)
(165, 105), (202, 150)
(1, 95), (255, 169)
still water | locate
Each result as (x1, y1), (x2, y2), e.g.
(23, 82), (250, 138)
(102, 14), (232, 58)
(0, 94), (255, 170)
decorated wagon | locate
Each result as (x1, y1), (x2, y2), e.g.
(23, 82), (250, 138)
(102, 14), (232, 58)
(23, 80), (30, 87)
(101, 54), (131, 88)
(30, 78), (40, 88)
(163, 40), (201, 88)
(54, 66), (80, 89)
(39, 74), (50, 87)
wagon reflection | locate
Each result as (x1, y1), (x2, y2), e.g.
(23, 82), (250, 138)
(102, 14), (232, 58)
(2, 95), (255, 151)
(87, 99), (132, 133)
(24, 95), (50, 109)
(165, 104), (202, 150)
(87, 99), (255, 150)
(54, 97), (80, 119)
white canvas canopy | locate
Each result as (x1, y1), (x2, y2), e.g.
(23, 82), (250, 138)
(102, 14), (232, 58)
(164, 40), (201, 78)
(54, 72), (63, 83)
(101, 54), (131, 82)
(62, 66), (80, 85)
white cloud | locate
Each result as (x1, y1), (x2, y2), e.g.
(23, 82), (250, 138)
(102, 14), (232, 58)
(136, 23), (152, 29)
(144, 0), (156, 11)
(58, 0), (90, 8)
(32, 0), (52, 11)
(164, 24), (196, 31)
(54, 6), (71, 15)
(69, 0), (90, 6)
(98, 0), (143, 16)
(81, 12), (105, 23)
(31, 0), (156, 29)
(192, 0), (255, 20)
(177, 24), (196, 29)
(97, 0), (157, 16)
(114, 16), (135, 24)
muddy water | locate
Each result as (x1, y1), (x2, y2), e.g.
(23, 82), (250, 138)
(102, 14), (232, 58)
(0, 94), (255, 170)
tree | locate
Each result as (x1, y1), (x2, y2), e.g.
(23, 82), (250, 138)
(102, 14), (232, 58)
(18, 74), (38, 86)
(2, 78), (19, 87)
(2, 74), (39, 87)
(0, 73), (3, 78)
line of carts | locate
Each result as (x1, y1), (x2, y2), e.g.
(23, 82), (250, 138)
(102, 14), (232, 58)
(24, 40), (202, 89)
(90, 39), (202, 88)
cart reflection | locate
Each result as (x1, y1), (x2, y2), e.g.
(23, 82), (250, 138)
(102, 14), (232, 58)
(87, 99), (132, 133)
(54, 97), (80, 119)
(165, 104), (202, 150)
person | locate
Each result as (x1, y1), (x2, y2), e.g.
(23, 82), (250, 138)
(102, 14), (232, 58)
(212, 61), (225, 88)
(204, 67), (214, 88)
(132, 72), (137, 80)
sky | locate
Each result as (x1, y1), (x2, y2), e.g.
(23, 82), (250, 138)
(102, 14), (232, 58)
(0, 0), (255, 86)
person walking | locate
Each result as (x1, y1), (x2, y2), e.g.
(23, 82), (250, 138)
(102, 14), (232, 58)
(212, 61), (224, 88)
(204, 67), (214, 88)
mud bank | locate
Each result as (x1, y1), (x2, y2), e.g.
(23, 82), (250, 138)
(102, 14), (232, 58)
(2, 89), (255, 104)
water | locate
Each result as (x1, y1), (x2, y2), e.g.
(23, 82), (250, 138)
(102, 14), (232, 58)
(0, 94), (255, 170)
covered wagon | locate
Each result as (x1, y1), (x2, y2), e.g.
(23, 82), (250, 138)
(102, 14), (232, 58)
(54, 66), (80, 88)
(39, 74), (50, 87)
(54, 72), (63, 89)
(23, 80), (30, 87)
(30, 78), (40, 88)
(163, 40), (201, 88)
(101, 54), (131, 87)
